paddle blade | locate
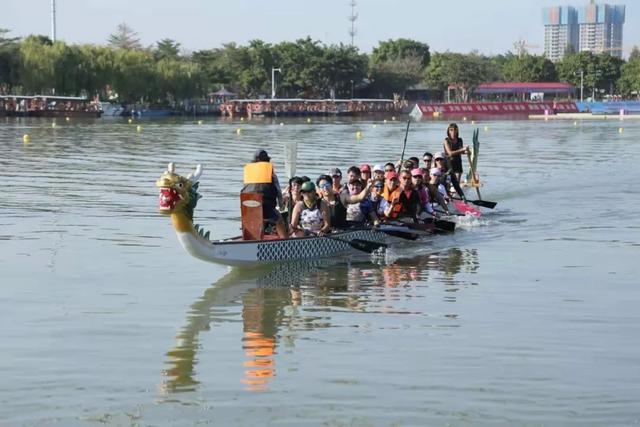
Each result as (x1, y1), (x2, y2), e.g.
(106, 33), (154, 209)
(470, 199), (497, 209)
(452, 200), (482, 217)
(434, 219), (456, 232)
(284, 141), (298, 179)
(350, 239), (387, 253)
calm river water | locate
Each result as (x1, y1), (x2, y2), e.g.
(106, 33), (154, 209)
(1, 115), (639, 426)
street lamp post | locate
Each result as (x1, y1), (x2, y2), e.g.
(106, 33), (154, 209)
(271, 67), (281, 99)
(580, 69), (584, 102)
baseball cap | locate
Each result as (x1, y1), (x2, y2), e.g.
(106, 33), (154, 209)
(360, 164), (371, 172)
(373, 164), (384, 172)
(433, 152), (445, 160)
(411, 168), (423, 177)
(254, 149), (270, 162)
(385, 171), (398, 180)
(329, 167), (342, 177)
(301, 181), (316, 192)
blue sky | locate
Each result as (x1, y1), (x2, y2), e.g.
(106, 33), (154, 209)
(2, 0), (638, 57)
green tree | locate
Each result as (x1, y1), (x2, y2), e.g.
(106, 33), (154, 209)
(369, 55), (423, 98)
(617, 58), (640, 98)
(19, 35), (57, 93)
(629, 46), (640, 60)
(0, 29), (20, 91)
(108, 23), (142, 50)
(272, 37), (326, 97)
(423, 52), (494, 101)
(502, 54), (557, 82)
(557, 52), (623, 99)
(111, 48), (155, 102)
(371, 38), (430, 68)
(322, 44), (367, 98)
(237, 39), (274, 97)
(155, 38), (181, 60)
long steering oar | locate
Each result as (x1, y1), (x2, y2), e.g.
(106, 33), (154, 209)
(465, 129), (497, 209)
(321, 234), (387, 254)
(468, 128), (482, 200)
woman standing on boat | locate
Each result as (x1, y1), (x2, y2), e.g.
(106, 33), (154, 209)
(443, 123), (469, 183)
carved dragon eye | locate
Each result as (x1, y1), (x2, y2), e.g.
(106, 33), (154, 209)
(177, 182), (183, 188)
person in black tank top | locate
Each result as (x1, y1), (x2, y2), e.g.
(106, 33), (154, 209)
(443, 123), (469, 183)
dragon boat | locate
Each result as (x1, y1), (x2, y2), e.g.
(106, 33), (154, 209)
(156, 163), (445, 266)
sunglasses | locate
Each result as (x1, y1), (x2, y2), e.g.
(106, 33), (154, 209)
(400, 176), (410, 181)
(435, 158), (444, 161)
(373, 185), (384, 189)
(412, 175), (422, 178)
(332, 174), (341, 178)
(319, 183), (331, 189)
(384, 168), (394, 172)
(423, 158), (432, 162)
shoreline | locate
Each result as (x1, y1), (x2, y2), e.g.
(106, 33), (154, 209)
(529, 113), (640, 120)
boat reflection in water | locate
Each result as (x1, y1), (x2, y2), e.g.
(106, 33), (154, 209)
(160, 248), (479, 394)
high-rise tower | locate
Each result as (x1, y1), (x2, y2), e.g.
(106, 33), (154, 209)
(542, 6), (579, 62)
(543, 2), (625, 61)
(577, 2), (625, 58)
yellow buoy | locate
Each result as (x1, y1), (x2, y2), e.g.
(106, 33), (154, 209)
(197, 120), (203, 125)
(128, 118), (133, 124)
(65, 117), (70, 122)
(619, 127), (624, 133)
(51, 122), (56, 128)
(136, 125), (142, 132)
(22, 134), (30, 143)
(236, 128), (242, 135)
(307, 118), (311, 123)
(240, 117), (244, 121)
(280, 122), (284, 126)
(356, 131), (363, 139)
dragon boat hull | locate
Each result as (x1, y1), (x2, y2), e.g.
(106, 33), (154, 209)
(176, 228), (396, 266)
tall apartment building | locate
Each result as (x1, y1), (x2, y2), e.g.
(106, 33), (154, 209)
(577, 3), (625, 58)
(543, 2), (625, 62)
(543, 6), (579, 62)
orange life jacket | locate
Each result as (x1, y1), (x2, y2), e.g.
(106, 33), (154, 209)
(243, 162), (273, 184)
(381, 187), (402, 219)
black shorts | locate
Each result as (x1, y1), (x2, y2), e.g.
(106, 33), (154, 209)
(263, 207), (282, 224)
(449, 156), (463, 174)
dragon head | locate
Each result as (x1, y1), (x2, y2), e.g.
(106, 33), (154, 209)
(156, 163), (202, 221)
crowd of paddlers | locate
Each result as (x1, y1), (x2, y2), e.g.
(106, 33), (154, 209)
(241, 123), (475, 240)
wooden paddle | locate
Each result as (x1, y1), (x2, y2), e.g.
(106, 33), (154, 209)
(468, 128), (482, 200)
(399, 118), (411, 167)
(322, 234), (387, 254)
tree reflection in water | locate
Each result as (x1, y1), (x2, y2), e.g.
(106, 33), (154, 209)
(159, 248), (479, 395)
